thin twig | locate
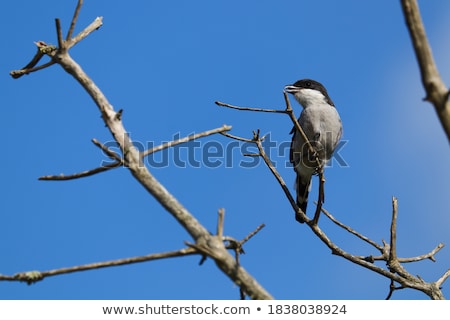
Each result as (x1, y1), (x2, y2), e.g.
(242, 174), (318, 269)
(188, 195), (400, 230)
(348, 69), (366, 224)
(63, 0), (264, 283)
(67, 0), (84, 40)
(141, 125), (232, 158)
(217, 208), (225, 239)
(220, 131), (254, 143)
(398, 243), (444, 263)
(38, 161), (121, 181)
(55, 18), (64, 49)
(39, 138), (123, 181)
(320, 205), (384, 251)
(67, 17), (103, 48)
(386, 280), (405, 300)
(241, 224), (265, 245)
(0, 247), (198, 284)
(435, 268), (450, 288)
(92, 138), (122, 161)
(10, 42), (57, 79)
(389, 197), (399, 264)
(10, 47), (45, 79)
(215, 101), (287, 114)
(10, 60), (56, 79)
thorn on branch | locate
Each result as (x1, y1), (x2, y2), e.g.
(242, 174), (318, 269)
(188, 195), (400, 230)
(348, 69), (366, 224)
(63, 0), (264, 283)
(198, 255), (208, 266)
(114, 109), (123, 121)
(385, 279), (404, 300)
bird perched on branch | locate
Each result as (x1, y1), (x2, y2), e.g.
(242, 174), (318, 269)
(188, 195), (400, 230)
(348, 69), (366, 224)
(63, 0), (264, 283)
(285, 79), (342, 214)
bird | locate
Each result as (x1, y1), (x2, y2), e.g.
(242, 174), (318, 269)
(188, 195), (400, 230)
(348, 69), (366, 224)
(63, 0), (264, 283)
(285, 79), (342, 215)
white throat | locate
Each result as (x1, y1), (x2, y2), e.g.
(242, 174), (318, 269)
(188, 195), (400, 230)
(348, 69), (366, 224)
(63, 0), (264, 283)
(294, 88), (329, 109)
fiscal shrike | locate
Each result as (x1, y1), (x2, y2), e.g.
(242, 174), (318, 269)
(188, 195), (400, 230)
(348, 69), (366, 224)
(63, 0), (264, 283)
(285, 79), (342, 214)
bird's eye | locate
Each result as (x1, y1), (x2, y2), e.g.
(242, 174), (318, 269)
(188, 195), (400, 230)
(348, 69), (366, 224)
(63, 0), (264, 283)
(305, 81), (311, 87)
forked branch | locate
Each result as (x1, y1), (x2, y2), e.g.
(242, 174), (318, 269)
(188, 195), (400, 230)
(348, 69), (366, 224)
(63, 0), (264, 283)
(39, 126), (232, 181)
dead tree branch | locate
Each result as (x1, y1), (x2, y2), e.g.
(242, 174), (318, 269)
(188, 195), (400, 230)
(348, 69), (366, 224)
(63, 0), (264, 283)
(217, 98), (448, 299)
(141, 125), (232, 158)
(9, 1), (272, 300)
(0, 248), (198, 285)
(401, 0), (450, 141)
(38, 161), (121, 181)
(0, 208), (264, 291)
(39, 126), (232, 181)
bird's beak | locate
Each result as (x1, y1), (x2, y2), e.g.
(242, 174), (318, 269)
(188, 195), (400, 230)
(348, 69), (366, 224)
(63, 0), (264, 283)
(284, 85), (299, 94)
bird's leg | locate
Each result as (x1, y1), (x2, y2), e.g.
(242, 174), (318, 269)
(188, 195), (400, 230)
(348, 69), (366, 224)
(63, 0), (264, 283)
(311, 166), (325, 225)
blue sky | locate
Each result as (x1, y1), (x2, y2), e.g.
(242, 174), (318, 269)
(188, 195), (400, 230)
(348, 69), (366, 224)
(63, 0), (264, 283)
(1, 0), (449, 300)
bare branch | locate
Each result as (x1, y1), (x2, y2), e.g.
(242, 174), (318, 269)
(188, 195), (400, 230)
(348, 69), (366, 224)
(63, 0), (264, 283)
(38, 161), (121, 181)
(55, 18), (64, 49)
(91, 138), (122, 161)
(217, 208), (225, 239)
(39, 125), (232, 181)
(141, 125), (232, 158)
(351, 243), (444, 264)
(386, 280), (405, 300)
(389, 197), (399, 265)
(241, 223), (265, 245)
(67, 17), (103, 48)
(67, 0), (84, 40)
(220, 131), (254, 143)
(398, 243), (444, 263)
(401, 0), (450, 141)
(215, 101), (287, 114)
(0, 248), (198, 284)
(435, 269), (450, 288)
(0, 209), (265, 293)
(10, 60), (56, 79)
(9, 43), (56, 79)
(38, 138), (123, 181)
(320, 205), (384, 251)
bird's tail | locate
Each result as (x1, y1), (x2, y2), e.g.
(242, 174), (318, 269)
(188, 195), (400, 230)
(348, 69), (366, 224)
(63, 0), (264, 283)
(296, 175), (311, 214)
